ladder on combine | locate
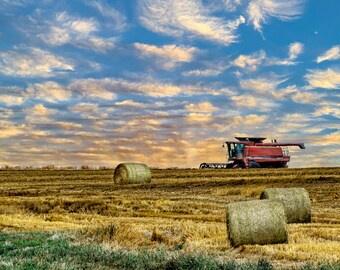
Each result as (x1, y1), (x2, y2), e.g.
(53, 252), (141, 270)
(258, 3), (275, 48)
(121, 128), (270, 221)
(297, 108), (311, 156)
(282, 146), (289, 157)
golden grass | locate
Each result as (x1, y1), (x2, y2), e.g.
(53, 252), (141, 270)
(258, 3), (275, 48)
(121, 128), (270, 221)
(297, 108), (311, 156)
(0, 167), (339, 267)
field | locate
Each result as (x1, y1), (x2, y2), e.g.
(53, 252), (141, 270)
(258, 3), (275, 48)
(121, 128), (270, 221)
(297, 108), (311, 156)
(0, 167), (339, 269)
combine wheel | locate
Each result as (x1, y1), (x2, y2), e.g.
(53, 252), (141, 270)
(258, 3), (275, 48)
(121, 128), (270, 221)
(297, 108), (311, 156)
(249, 161), (260, 168)
(199, 163), (208, 169)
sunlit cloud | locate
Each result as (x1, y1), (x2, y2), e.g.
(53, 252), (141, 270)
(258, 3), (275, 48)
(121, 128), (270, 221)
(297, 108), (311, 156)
(182, 67), (225, 77)
(27, 81), (72, 103)
(24, 104), (57, 123)
(186, 113), (213, 122)
(232, 48), (299, 71)
(134, 43), (198, 69)
(0, 95), (24, 106)
(305, 68), (340, 89)
(240, 76), (286, 95)
(313, 106), (340, 118)
(86, 0), (127, 31)
(39, 12), (116, 53)
(310, 131), (340, 146)
(185, 102), (218, 113)
(0, 123), (26, 138)
(230, 94), (277, 110)
(289, 42), (304, 60)
(138, 0), (245, 45)
(246, 0), (304, 33)
(316, 45), (340, 63)
(115, 100), (147, 108)
(69, 79), (116, 100)
(291, 91), (323, 104)
(0, 47), (74, 77)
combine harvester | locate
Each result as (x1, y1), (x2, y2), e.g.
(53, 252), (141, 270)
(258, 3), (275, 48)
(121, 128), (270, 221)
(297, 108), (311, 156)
(200, 137), (305, 169)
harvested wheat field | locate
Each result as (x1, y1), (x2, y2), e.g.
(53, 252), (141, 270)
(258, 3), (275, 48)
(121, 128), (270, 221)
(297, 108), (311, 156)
(0, 167), (339, 268)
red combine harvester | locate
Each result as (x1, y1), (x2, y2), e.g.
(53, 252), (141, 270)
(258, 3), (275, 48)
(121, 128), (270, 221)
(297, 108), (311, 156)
(199, 137), (305, 169)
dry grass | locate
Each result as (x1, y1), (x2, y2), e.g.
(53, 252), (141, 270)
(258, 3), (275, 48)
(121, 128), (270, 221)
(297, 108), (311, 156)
(0, 167), (339, 267)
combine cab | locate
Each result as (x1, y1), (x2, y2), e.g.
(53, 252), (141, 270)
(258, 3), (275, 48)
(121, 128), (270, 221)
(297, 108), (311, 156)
(199, 137), (305, 169)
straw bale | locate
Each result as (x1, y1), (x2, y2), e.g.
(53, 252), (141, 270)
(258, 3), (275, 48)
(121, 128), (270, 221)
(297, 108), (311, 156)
(260, 188), (311, 223)
(226, 200), (287, 247)
(114, 163), (151, 184)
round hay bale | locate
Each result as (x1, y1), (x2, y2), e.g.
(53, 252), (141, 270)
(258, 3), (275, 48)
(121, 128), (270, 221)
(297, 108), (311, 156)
(226, 200), (287, 247)
(114, 163), (151, 184)
(260, 188), (311, 223)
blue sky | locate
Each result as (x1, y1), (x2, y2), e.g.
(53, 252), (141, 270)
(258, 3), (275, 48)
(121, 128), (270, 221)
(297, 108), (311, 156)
(0, 0), (339, 168)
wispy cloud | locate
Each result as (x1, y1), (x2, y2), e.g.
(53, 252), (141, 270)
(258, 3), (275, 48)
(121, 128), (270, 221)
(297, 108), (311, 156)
(316, 45), (340, 63)
(289, 42), (304, 60)
(291, 91), (323, 104)
(0, 95), (24, 106)
(230, 95), (277, 110)
(185, 102), (218, 113)
(305, 68), (340, 89)
(86, 0), (127, 31)
(39, 12), (116, 53)
(246, 0), (304, 33)
(138, 0), (245, 45)
(27, 81), (71, 103)
(134, 43), (198, 69)
(232, 46), (300, 71)
(182, 67), (225, 77)
(0, 47), (74, 77)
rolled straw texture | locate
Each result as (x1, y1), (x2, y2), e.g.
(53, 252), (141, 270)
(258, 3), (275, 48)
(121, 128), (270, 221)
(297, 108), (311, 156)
(260, 188), (311, 223)
(114, 163), (151, 184)
(226, 200), (288, 247)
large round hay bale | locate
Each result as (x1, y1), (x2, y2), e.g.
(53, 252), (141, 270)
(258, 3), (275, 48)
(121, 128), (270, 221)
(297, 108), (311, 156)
(226, 200), (287, 247)
(114, 163), (151, 184)
(260, 188), (311, 223)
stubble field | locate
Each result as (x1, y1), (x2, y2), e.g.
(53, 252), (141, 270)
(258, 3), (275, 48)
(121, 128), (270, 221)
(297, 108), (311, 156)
(0, 167), (339, 268)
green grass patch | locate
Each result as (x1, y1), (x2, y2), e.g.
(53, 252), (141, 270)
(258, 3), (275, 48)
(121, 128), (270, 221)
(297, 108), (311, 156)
(0, 231), (338, 270)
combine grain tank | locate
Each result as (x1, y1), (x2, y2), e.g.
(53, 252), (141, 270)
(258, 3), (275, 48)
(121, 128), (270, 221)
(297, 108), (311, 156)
(199, 137), (305, 169)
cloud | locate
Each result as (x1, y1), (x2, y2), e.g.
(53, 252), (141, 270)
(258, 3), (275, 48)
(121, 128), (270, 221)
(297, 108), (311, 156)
(232, 50), (266, 71)
(246, 0), (304, 33)
(0, 47), (74, 77)
(86, 0), (127, 31)
(24, 104), (57, 123)
(39, 12), (115, 53)
(182, 67), (225, 77)
(0, 95), (24, 106)
(310, 132), (340, 146)
(232, 49), (298, 71)
(291, 91), (323, 104)
(115, 100), (146, 108)
(230, 114), (268, 125)
(69, 79), (117, 100)
(69, 78), (181, 98)
(138, 0), (245, 45)
(240, 76), (286, 95)
(27, 81), (72, 103)
(316, 45), (340, 63)
(289, 42), (304, 60)
(186, 113), (213, 122)
(305, 68), (340, 89)
(185, 102), (218, 113)
(0, 123), (26, 138)
(230, 95), (277, 110)
(134, 43), (198, 69)
(313, 106), (340, 118)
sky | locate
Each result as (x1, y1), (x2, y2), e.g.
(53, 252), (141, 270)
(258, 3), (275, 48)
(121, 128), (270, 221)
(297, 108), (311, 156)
(0, 0), (339, 168)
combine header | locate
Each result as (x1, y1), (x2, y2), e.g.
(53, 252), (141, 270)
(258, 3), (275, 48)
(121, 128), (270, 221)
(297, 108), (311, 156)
(199, 137), (305, 169)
